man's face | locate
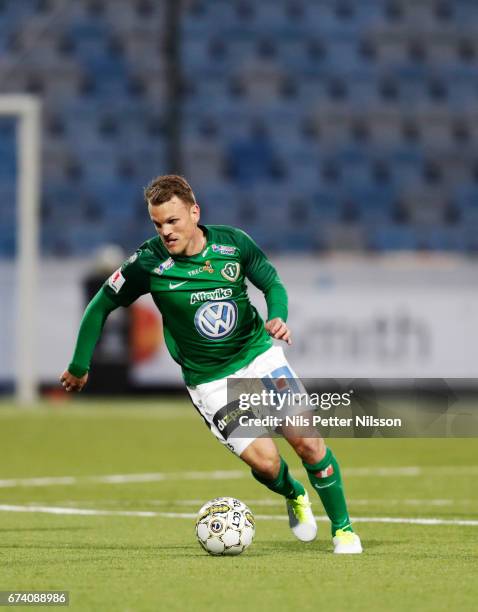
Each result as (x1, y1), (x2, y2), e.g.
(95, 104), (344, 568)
(148, 195), (200, 255)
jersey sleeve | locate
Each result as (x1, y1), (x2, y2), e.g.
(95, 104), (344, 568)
(68, 289), (119, 377)
(236, 229), (288, 322)
(102, 251), (150, 307)
(68, 251), (150, 377)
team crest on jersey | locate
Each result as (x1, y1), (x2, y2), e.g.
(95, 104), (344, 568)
(194, 300), (238, 339)
(212, 244), (237, 256)
(153, 257), (174, 275)
(221, 262), (240, 282)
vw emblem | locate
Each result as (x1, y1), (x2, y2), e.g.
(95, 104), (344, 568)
(194, 300), (238, 339)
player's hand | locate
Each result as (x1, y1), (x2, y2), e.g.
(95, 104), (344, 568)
(265, 318), (292, 345)
(60, 370), (89, 392)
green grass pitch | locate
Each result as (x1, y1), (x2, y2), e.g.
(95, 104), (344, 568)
(0, 398), (476, 611)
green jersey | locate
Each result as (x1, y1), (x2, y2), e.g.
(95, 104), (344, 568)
(69, 225), (288, 386)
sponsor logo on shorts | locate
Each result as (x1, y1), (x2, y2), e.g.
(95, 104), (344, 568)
(216, 405), (244, 433)
(213, 401), (254, 440)
(153, 257), (175, 275)
(212, 244), (237, 256)
(190, 288), (233, 304)
(194, 300), (238, 339)
(221, 262), (241, 282)
(107, 268), (126, 293)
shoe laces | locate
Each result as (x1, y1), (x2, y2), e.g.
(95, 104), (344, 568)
(334, 528), (355, 542)
(289, 495), (311, 522)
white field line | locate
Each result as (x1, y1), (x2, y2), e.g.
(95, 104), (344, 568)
(37, 498), (470, 508)
(0, 470), (246, 488)
(0, 504), (477, 526)
(1, 466), (478, 489)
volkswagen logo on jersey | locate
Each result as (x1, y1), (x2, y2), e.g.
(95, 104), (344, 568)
(194, 300), (238, 339)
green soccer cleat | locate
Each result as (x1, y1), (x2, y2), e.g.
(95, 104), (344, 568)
(332, 529), (363, 554)
(286, 491), (317, 542)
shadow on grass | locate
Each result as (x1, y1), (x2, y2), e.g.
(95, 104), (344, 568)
(0, 541), (327, 559)
(3, 538), (442, 560)
(0, 543), (162, 551)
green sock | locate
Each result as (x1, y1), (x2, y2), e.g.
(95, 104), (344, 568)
(303, 447), (353, 536)
(252, 456), (305, 500)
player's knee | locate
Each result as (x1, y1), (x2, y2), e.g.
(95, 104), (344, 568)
(241, 439), (280, 479)
(292, 438), (326, 464)
(252, 454), (280, 480)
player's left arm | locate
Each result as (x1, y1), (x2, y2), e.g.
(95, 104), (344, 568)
(238, 230), (291, 345)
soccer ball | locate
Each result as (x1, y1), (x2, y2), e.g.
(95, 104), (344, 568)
(195, 497), (255, 556)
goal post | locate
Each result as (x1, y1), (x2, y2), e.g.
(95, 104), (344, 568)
(0, 95), (41, 404)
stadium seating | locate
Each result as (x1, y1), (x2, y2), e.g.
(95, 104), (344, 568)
(0, 0), (477, 254)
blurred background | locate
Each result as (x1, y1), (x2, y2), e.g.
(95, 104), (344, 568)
(1, 0), (478, 397)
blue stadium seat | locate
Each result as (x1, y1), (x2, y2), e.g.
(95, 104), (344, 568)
(368, 224), (419, 251)
(0, 0), (475, 254)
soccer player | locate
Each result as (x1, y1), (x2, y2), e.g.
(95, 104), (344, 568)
(60, 175), (362, 554)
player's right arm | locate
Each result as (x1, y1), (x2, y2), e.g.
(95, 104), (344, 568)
(60, 252), (150, 392)
(60, 290), (118, 392)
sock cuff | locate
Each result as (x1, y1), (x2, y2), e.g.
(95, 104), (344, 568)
(302, 447), (332, 473)
(271, 456), (287, 487)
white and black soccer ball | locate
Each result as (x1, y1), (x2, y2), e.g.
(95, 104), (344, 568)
(195, 497), (255, 556)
